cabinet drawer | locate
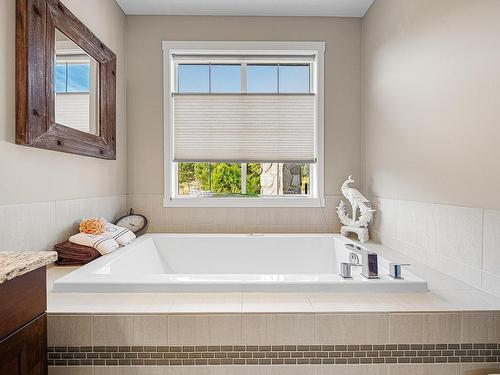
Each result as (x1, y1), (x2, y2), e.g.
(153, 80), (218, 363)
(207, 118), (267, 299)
(0, 267), (46, 339)
(0, 313), (47, 375)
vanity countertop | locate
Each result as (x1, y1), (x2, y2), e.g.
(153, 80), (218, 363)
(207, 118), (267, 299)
(0, 251), (57, 284)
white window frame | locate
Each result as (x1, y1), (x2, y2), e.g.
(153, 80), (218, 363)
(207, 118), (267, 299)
(162, 41), (325, 208)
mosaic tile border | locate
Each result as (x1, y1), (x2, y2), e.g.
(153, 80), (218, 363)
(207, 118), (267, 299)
(48, 343), (500, 366)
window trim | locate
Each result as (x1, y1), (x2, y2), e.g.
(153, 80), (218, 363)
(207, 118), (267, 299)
(162, 41), (325, 208)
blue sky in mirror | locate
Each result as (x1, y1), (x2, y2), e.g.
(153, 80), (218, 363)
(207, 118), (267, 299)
(55, 63), (90, 93)
(178, 64), (310, 94)
(55, 64), (67, 93)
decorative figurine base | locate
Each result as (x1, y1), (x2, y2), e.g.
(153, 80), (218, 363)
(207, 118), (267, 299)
(341, 226), (369, 243)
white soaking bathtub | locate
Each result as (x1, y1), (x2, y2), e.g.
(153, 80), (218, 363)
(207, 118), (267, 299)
(53, 234), (427, 293)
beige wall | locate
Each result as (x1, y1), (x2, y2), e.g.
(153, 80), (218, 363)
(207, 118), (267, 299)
(0, 0), (127, 251)
(362, 0), (500, 295)
(0, 0), (127, 205)
(125, 16), (361, 232)
(126, 16), (362, 196)
(362, 0), (500, 209)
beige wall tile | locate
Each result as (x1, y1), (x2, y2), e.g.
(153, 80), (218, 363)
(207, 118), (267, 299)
(370, 197), (398, 239)
(49, 367), (92, 375)
(317, 365), (387, 375)
(388, 364), (459, 375)
(483, 209), (500, 277)
(462, 312), (500, 343)
(316, 313), (389, 344)
(0, 201), (55, 251)
(47, 314), (92, 346)
(389, 313), (461, 343)
(241, 314), (315, 345)
(395, 200), (435, 255)
(0, 195), (127, 253)
(93, 315), (168, 345)
(168, 314), (241, 345)
(129, 194), (340, 233)
(54, 195), (127, 244)
(483, 271), (500, 299)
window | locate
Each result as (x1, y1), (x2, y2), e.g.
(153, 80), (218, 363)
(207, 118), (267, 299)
(55, 61), (91, 93)
(163, 42), (325, 207)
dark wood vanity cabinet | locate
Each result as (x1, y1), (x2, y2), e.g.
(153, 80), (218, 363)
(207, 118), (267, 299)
(0, 267), (47, 375)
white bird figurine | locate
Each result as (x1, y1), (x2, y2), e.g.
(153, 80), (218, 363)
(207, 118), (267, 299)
(337, 175), (375, 242)
(341, 175), (370, 222)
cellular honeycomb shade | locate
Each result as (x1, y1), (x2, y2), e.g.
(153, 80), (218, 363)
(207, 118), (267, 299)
(172, 94), (316, 163)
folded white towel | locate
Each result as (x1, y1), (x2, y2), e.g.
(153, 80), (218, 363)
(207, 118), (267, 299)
(69, 233), (120, 255)
(104, 223), (136, 245)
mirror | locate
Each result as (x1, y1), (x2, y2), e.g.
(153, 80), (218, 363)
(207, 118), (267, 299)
(16, 0), (116, 159)
(54, 29), (99, 135)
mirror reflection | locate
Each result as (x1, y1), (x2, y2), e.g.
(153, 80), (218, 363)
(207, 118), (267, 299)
(54, 29), (99, 135)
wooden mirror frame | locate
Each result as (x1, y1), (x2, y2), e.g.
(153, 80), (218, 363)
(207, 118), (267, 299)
(16, 0), (116, 159)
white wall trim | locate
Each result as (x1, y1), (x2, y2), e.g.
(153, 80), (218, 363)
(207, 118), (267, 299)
(162, 41), (325, 208)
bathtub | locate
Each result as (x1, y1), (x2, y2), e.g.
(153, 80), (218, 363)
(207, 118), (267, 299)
(53, 233), (427, 293)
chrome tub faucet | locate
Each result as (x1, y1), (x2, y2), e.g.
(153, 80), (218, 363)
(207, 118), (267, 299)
(344, 243), (379, 279)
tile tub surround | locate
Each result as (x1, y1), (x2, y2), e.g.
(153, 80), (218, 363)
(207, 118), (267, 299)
(47, 312), (500, 373)
(0, 250), (57, 283)
(0, 195), (127, 252)
(126, 194), (342, 233)
(369, 197), (500, 298)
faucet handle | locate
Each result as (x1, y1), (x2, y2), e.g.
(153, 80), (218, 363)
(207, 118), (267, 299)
(339, 262), (362, 279)
(388, 263), (411, 279)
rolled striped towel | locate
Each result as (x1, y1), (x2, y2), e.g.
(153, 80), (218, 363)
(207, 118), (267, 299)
(69, 233), (120, 255)
(104, 223), (136, 246)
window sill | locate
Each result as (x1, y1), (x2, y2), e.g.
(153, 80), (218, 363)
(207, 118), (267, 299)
(163, 196), (325, 208)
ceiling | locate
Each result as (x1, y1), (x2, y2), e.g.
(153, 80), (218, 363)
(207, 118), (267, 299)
(116, 0), (375, 17)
